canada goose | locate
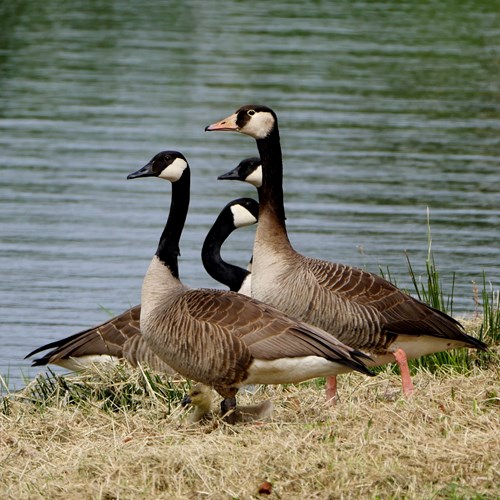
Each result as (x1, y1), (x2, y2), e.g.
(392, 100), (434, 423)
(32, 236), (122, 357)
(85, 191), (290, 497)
(128, 150), (373, 420)
(181, 383), (273, 424)
(25, 197), (259, 371)
(206, 105), (487, 399)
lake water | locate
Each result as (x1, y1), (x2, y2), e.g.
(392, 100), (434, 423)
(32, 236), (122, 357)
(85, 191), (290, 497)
(1, 0), (498, 390)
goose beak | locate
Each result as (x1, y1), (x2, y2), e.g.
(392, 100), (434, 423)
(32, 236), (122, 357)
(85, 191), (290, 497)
(205, 112), (239, 132)
(217, 167), (241, 181)
(127, 161), (154, 180)
(181, 394), (192, 407)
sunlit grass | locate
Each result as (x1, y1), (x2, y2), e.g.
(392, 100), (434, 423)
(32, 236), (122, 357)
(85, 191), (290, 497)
(1, 367), (497, 498)
(405, 209), (457, 315)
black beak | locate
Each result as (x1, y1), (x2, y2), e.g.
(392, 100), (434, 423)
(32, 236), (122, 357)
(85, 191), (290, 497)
(127, 161), (155, 180)
(181, 394), (192, 407)
(217, 167), (241, 181)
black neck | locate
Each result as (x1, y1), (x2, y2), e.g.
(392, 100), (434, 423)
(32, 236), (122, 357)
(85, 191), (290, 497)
(202, 210), (250, 292)
(256, 127), (287, 226)
(155, 169), (190, 279)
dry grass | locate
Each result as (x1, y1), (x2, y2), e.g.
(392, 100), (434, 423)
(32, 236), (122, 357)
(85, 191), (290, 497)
(1, 358), (499, 499)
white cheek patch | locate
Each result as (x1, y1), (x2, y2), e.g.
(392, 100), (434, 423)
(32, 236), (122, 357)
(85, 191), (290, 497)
(159, 157), (188, 182)
(245, 165), (262, 187)
(243, 112), (275, 139)
(231, 204), (258, 228)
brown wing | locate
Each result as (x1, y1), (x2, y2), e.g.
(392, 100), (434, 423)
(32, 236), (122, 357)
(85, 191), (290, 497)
(26, 305), (142, 366)
(147, 288), (372, 391)
(303, 257), (486, 350)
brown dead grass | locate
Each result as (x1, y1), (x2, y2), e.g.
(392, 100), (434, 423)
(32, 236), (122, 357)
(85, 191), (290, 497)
(1, 361), (499, 499)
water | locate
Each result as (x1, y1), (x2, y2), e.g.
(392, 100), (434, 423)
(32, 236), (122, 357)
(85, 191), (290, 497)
(1, 0), (498, 389)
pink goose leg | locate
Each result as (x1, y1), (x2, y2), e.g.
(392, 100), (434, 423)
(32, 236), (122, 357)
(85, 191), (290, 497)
(392, 348), (415, 396)
(325, 375), (338, 404)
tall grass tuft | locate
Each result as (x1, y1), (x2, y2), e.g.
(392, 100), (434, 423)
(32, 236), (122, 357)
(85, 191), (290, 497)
(477, 273), (500, 345)
(393, 210), (498, 373)
(4, 363), (191, 416)
(405, 208), (456, 315)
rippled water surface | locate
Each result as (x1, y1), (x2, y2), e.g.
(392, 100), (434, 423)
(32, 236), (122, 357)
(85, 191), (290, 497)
(1, 1), (498, 388)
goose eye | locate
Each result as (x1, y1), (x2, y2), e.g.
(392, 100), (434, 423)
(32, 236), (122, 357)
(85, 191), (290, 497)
(247, 109), (255, 116)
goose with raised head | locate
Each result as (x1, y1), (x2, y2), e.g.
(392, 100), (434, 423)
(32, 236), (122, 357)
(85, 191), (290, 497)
(128, 150), (373, 420)
(206, 105), (487, 400)
(25, 197), (259, 371)
(181, 383), (273, 424)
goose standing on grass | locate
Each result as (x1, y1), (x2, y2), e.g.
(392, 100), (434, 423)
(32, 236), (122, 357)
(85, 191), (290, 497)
(25, 197), (259, 371)
(127, 150), (373, 421)
(206, 105), (487, 400)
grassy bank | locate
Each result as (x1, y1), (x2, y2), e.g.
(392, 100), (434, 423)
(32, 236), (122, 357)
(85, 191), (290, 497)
(2, 239), (498, 498)
(1, 333), (498, 499)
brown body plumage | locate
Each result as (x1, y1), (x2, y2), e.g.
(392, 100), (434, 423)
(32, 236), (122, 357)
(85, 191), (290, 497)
(140, 255), (372, 399)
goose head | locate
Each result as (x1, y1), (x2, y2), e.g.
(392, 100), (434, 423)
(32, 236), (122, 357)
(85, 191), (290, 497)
(181, 383), (212, 408)
(127, 150), (188, 182)
(181, 383), (214, 422)
(218, 157), (262, 188)
(205, 105), (278, 140)
(226, 197), (259, 227)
